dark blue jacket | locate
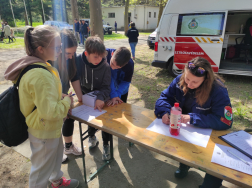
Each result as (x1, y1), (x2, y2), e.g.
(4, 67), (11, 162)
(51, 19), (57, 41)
(155, 75), (233, 130)
(106, 48), (134, 98)
(74, 22), (80, 32)
(80, 23), (88, 35)
(126, 27), (139, 43)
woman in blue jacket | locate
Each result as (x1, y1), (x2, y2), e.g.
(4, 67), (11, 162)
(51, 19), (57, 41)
(155, 57), (233, 188)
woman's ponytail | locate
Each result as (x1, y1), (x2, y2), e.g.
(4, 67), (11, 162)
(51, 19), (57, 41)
(24, 27), (35, 56)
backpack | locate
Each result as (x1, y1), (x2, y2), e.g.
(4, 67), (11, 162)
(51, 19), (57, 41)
(0, 64), (49, 147)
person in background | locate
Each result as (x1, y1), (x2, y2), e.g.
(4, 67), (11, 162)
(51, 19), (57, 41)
(10, 28), (16, 41)
(74, 18), (80, 44)
(1, 22), (4, 31)
(4, 22), (13, 43)
(79, 20), (82, 46)
(126, 22), (139, 60)
(155, 57), (233, 188)
(80, 20), (88, 47)
(75, 36), (111, 161)
(4, 25), (79, 188)
(114, 21), (117, 33)
(51, 29), (83, 163)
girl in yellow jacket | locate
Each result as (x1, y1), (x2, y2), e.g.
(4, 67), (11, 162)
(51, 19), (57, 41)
(4, 25), (79, 188)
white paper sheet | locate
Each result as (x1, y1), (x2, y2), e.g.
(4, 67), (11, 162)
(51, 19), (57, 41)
(220, 130), (252, 157)
(211, 144), (252, 175)
(72, 104), (106, 122)
(146, 118), (212, 148)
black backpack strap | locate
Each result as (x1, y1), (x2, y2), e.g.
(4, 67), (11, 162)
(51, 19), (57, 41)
(14, 64), (50, 112)
(15, 64), (50, 87)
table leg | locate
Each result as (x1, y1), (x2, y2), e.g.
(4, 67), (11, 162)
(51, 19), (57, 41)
(79, 122), (87, 183)
(129, 142), (134, 147)
(110, 134), (114, 160)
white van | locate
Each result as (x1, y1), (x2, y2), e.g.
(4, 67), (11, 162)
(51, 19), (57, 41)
(152, 0), (252, 77)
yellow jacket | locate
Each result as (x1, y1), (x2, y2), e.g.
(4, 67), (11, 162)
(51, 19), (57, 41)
(18, 62), (71, 139)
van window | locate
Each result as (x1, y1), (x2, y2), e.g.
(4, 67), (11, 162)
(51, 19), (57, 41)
(177, 12), (225, 36)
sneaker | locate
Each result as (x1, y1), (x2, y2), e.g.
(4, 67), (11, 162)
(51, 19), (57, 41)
(102, 145), (110, 161)
(62, 154), (68, 163)
(64, 143), (82, 156)
(174, 163), (190, 178)
(88, 136), (99, 148)
(51, 177), (79, 188)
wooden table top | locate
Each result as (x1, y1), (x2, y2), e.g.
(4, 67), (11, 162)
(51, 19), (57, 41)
(70, 103), (252, 188)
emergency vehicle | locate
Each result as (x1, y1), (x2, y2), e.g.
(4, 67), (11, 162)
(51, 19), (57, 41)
(152, 0), (252, 77)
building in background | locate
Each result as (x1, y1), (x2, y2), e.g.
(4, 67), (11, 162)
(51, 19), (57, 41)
(102, 5), (159, 31)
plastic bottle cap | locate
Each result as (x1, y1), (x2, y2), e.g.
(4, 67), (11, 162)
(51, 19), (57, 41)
(174, 103), (179, 107)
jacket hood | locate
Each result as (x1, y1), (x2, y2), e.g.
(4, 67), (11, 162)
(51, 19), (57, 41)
(4, 56), (46, 81)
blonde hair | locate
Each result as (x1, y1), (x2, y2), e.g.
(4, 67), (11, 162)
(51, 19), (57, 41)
(179, 57), (225, 106)
(24, 25), (59, 56)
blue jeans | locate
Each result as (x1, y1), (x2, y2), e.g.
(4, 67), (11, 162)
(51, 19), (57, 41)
(129, 42), (137, 58)
(79, 33), (83, 45)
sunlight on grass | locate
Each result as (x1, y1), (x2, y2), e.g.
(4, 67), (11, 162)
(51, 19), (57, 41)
(16, 21), (43, 27)
(104, 33), (127, 40)
(139, 32), (152, 35)
(0, 38), (24, 49)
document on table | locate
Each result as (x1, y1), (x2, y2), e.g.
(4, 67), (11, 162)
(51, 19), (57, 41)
(146, 118), (212, 148)
(71, 104), (106, 122)
(211, 144), (252, 175)
(219, 130), (252, 159)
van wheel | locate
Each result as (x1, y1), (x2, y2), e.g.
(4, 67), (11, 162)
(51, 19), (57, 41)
(168, 59), (182, 77)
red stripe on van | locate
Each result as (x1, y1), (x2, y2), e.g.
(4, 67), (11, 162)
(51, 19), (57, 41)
(160, 37), (165, 42)
(174, 43), (216, 66)
(164, 37), (169, 42)
(174, 64), (185, 70)
(212, 67), (219, 72)
(169, 37), (174, 42)
(176, 37), (195, 43)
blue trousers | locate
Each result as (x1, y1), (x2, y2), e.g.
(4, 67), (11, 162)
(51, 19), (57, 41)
(129, 42), (137, 58)
(79, 33), (83, 45)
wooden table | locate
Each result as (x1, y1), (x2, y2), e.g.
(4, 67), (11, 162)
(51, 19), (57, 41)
(70, 103), (252, 187)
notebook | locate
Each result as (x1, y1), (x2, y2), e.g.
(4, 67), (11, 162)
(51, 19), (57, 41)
(219, 130), (252, 159)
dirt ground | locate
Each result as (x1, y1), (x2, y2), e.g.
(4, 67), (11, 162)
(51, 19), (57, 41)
(0, 36), (250, 188)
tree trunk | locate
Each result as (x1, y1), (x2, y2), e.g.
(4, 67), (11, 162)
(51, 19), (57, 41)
(71, 0), (79, 31)
(24, 12), (29, 25)
(89, 0), (104, 41)
(124, 0), (130, 35)
(26, 0), (32, 26)
(157, 0), (164, 27)
(40, 0), (45, 24)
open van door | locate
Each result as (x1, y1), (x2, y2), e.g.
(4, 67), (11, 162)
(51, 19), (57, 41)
(174, 11), (227, 73)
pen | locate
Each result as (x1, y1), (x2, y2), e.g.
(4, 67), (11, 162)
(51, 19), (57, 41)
(70, 93), (76, 97)
(227, 150), (250, 166)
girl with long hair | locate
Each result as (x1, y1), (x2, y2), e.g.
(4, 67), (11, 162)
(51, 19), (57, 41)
(4, 25), (79, 188)
(52, 29), (83, 163)
(155, 57), (233, 188)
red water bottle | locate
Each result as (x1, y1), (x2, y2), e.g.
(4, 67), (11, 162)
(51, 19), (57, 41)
(169, 102), (182, 136)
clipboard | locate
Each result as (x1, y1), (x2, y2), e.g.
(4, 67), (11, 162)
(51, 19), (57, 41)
(219, 130), (252, 159)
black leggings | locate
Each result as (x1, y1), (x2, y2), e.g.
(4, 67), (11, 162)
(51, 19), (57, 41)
(8, 36), (13, 42)
(62, 93), (129, 143)
(87, 92), (129, 145)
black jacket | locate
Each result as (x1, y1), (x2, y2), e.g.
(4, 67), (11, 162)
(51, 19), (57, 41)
(80, 23), (88, 35)
(126, 27), (139, 43)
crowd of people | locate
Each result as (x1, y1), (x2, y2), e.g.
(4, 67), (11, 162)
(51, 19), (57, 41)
(3, 17), (233, 188)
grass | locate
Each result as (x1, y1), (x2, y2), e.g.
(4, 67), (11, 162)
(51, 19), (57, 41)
(104, 32), (127, 40)
(128, 45), (252, 131)
(16, 21), (43, 27)
(139, 32), (152, 35)
(0, 38), (24, 49)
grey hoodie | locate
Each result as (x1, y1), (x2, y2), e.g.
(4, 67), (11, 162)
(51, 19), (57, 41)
(75, 52), (111, 102)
